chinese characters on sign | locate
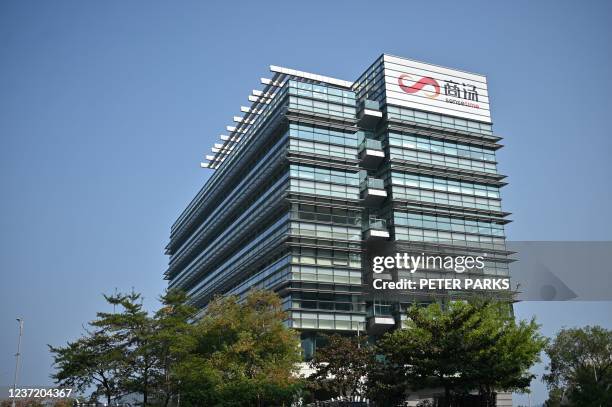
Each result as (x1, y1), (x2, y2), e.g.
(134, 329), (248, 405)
(397, 75), (480, 109)
(443, 80), (479, 102)
(383, 54), (491, 122)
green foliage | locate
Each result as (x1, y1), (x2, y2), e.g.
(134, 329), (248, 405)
(543, 387), (565, 406)
(150, 289), (198, 406)
(50, 288), (301, 406)
(544, 325), (612, 406)
(366, 354), (411, 407)
(376, 300), (546, 406)
(51, 288), (550, 406)
(176, 290), (303, 406)
(50, 288), (196, 406)
(92, 290), (156, 404)
(49, 329), (123, 405)
(308, 334), (372, 399)
(456, 301), (547, 399)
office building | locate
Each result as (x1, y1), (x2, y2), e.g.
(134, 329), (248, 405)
(165, 54), (511, 404)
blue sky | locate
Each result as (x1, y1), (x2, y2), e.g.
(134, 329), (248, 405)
(1, 1), (611, 404)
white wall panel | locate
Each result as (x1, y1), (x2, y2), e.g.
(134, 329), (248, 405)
(383, 55), (492, 123)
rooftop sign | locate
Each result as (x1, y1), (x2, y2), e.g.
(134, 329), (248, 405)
(383, 54), (492, 123)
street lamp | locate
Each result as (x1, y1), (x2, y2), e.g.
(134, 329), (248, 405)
(11, 318), (24, 407)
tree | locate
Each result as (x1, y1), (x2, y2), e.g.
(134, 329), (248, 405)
(543, 387), (565, 406)
(176, 289), (303, 406)
(91, 289), (198, 406)
(376, 300), (546, 407)
(308, 334), (372, 400)
(150, 289), (197, 406)
(544, 325), (612, 406)
(376, 301), (480, 406)
(91, 290), (156, 405)
(49, 329), (123, 406)
(50, 290), (164, 406)
(457, 301), (546, 404)
(50, 288), (302, 406)
(366, 353), (411, 407)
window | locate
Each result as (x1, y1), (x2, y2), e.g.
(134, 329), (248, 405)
(388, 132), (498, 173)
(387, 106), (493, 136)
(390, 172), (502, 211)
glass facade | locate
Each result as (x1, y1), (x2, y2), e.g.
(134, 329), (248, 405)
(388, 132), (498, 173)
(387, 105), (494, 136)
(166, 54), (511, 361)
(388, 171), (503, 211)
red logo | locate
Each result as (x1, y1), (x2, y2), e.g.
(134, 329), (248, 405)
(398, 74), (440, 99)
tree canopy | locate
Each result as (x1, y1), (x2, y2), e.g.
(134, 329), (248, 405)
(50, 290), (550, 406)
(544, 325), (612, 406)
(176, 290), (303, 406)
(308, 334), (372, 400)
(375, 300), (546, 406)
(50, 288), (303, 406)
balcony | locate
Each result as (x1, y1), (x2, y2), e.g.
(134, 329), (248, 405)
(360, 176), (387, 206)
(366, 302), (396, 334)
(358, 138), (385, 168)
(357, 99), (383, 128)
(367, 316), (395, 334)
(363, 216), (390, 240)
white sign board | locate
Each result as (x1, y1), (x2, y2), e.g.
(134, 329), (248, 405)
(383, 55), (491, 123)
